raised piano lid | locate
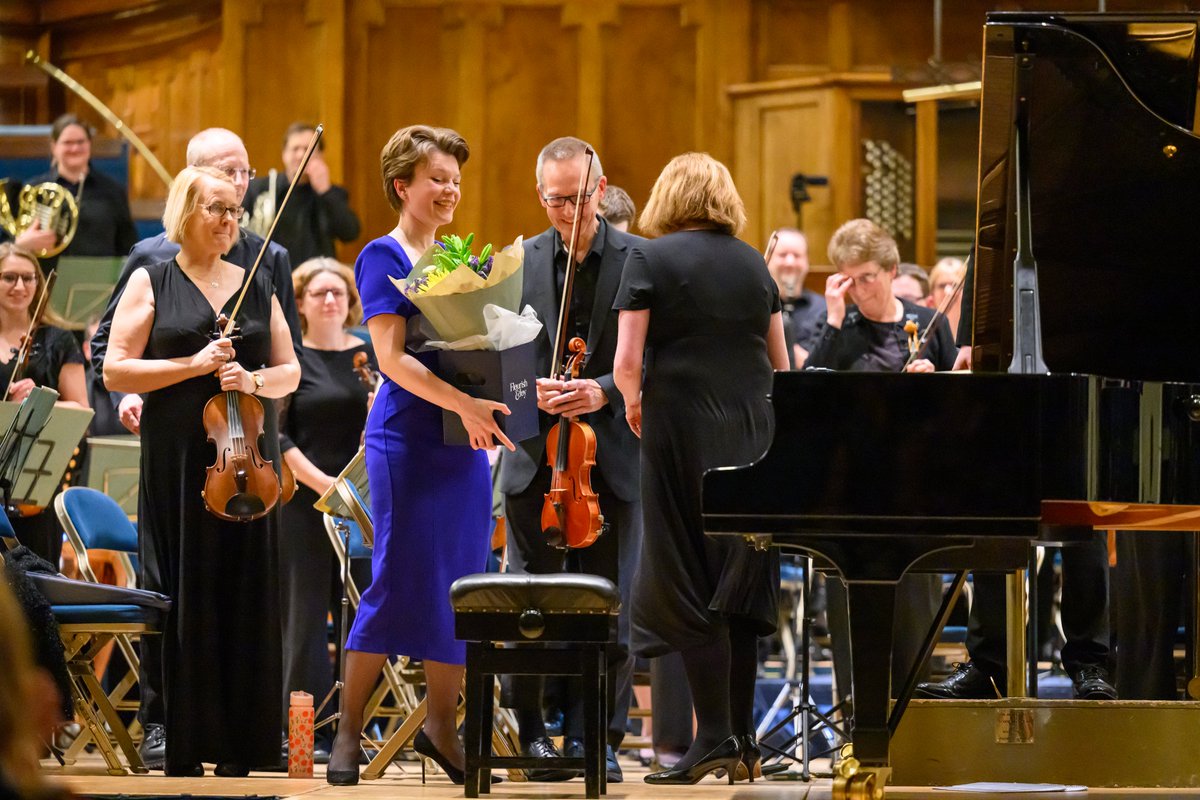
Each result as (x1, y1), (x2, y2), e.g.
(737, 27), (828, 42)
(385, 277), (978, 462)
(973, 13), (1200, 383)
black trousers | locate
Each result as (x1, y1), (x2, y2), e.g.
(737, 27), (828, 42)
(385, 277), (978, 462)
(968, 532), (1110, 681)
(279, 486), (371, 736)
(827, 573), (942, 700)
(1115, 531), (1193, 699)
(503, 460), (640, 748)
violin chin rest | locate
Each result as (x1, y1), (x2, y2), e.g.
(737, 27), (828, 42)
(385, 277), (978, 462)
(225, 492), (268, 519)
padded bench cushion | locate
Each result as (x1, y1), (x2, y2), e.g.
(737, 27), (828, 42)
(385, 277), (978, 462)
(51, 603), (161, 626)
(450, 573), (619, 614)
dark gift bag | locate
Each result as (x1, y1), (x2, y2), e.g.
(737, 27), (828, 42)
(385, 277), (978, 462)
(437, 341), (539, 446)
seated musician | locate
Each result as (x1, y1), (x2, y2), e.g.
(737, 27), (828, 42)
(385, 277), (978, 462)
(807, 218), (953, 696)
(891, 263), (929, 305)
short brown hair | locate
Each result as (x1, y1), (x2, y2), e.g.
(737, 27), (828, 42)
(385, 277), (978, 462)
(283, 122), (324, 152)
(51, 113), (93, 143)
(380, 126), (469, 213)
(292, 257), (361, 333)
(638, 152), (745, 237)
(827, 218), (900, 270)
(162, 165), (234, 244)
(0, 243), (71, 328)
(599, 185), (635, 226)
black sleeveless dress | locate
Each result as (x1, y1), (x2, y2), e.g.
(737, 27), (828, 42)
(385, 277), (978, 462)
(138, 259), (282, 769)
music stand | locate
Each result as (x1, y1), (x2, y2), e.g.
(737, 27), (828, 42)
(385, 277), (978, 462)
(0, 388), (63, 512)
(757, 554), (849, 781)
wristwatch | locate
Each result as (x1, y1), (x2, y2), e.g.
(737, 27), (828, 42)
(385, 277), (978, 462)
(251, 372), (265, 394)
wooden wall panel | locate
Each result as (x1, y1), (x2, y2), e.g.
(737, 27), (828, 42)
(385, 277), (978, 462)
(602, 4), (697, 223)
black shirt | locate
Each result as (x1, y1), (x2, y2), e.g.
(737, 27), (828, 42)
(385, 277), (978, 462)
(24, 166), (138, 268)
(279, 341), (374, 476)
(552, 216), (606, 344)
(0, 325), (84, 391)
(807, 299), (957, 373)
(243, 176), (360, 266)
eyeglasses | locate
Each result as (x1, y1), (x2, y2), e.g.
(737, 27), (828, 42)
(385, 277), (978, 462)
(202, 202), (245, 221)
(305, 287), (347, 299)
(216, 166), (256, 181)
(850, 270), (884, 286)
(540, 186), (599, 208)
(0, 273), (37, 287)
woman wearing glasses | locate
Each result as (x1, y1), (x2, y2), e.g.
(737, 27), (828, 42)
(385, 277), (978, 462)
(104, 165), (300, 777)
(277, 257), (374, 762)
(0, 242), (90, 566)
(807, 218), (954, 707)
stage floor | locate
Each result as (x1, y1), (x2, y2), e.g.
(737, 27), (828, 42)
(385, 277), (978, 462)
(40, 754), (1200, 800)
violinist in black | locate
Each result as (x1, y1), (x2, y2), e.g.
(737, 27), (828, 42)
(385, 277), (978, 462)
(0, 243), (89, 566)
(278, 258), (373, 755)
(103, 166), (300, 776)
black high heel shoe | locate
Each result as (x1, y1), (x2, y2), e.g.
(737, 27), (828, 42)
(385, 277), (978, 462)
(325, 737), (361, 786)
(737, 734), (762, 782)
(414, 730), (501, 785)
(644, 736), (743, 785)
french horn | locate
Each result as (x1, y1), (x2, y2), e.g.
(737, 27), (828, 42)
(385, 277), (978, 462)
(0, 179), (79, 258)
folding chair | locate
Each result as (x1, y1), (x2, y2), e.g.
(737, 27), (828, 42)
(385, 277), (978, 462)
(53, 487), (144, 764)
(31, 572), (168, 775)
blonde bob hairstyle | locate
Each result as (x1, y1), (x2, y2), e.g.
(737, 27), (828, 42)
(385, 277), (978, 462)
(0, 242), (72, 329)
(162, 165), (236, 244)
(826, 218), (900, 271)
(380, 125), (469, 214)
(638, 152), (746, 237)
(292, 257), (361, 334)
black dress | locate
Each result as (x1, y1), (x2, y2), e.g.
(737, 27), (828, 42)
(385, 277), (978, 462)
(0, 325), (85, 566)
(613, 230), (781, 657)
(278, 341), (373, 727)
(137, 259), (281, 769)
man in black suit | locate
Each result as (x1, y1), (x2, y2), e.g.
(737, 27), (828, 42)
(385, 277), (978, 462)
(497, 137), (642, 782)
(88, 127), (300, 772)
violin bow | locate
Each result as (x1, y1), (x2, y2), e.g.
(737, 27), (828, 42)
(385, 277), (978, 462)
(223, 124), (324, 336)
(548, 147), (595, 380)
(4, 269), (58, 400)
(902, 260), (968, 369)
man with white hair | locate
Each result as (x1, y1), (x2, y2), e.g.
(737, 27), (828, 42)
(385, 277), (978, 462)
(88, 127), (300, 773)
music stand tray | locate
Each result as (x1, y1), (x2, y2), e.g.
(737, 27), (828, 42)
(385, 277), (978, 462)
(85, 435), (140, 520)
(0, 391), (93, 510)
(51, 256), (124, 330)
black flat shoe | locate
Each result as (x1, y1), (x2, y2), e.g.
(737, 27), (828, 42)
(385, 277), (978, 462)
(214, 762), (249, 778)
(164, 762), (203, 778)
(644, 736), (742, 785)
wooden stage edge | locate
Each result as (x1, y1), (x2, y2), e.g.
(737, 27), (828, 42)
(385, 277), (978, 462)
(41, 755), (1200, 800)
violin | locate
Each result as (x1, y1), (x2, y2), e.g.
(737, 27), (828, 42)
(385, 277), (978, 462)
(200, 126), (322, 520)
(201, 315), (280, 522)
(4, 269), (56, 400)
(541, 338), (603, 548)
(539, 146), (606, 549)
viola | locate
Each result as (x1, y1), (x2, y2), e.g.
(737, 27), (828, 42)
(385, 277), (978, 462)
(538, 145), (606, 549)
(541, 338), (604, 548)
(201, 316), (280, 522)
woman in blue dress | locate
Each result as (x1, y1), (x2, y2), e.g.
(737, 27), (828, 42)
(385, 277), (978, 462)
(326, 125), (514, 785)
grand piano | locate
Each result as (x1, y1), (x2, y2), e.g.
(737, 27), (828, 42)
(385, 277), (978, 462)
(704, 12), (1200, 797)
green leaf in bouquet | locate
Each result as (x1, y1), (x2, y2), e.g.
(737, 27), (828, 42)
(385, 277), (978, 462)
(478, 243), (492, 264)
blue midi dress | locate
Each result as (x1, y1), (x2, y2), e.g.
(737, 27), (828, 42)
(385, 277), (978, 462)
(347, 234), (492, 665)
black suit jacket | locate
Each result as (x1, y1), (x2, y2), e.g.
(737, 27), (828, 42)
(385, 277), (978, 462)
(497, 223), (642, 502)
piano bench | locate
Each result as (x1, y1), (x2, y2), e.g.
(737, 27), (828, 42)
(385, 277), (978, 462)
(451, 574), (620, 798)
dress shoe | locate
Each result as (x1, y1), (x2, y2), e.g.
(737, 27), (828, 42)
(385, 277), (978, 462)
(214, 762), (249, 778)
(914, 662), (1001, 699)
(164, 762), (204, 777)
(522, 736), (577, 782)
(326, 738), (361, 785)
(1072, 665), (1118, 700)
(561, 737), (623, 783)
(139, 723), (166, 771)
(414, 729), (500, 785)
(737, 734), (762, 782)
(644, 736), (742, 785)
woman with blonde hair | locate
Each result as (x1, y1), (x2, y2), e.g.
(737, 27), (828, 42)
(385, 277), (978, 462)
(278, 257), (374, 760)
(105, 164), (300, 776)
(614, 152), (789, 785)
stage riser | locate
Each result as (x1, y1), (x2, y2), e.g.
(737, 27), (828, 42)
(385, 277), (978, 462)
(893, 699), (1200, 787)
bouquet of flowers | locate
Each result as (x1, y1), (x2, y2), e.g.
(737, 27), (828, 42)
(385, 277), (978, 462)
(391, 233), (525, 344)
